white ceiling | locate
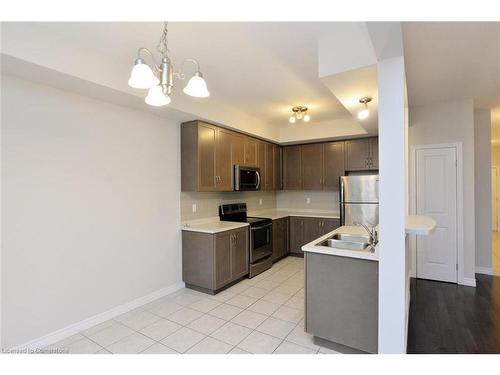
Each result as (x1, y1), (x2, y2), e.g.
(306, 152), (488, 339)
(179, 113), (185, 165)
(402, 22), (500, 109)
(25, 22), (352, 127)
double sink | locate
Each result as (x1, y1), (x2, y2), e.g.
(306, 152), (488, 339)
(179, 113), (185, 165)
(318, 233), (375, 252)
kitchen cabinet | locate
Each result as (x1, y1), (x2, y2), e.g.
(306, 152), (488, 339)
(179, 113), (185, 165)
(215, 127), (233, 191)
(181, 121), (232, 192)
(369, 138), (378, 169)
(283, 145), (302, 190)
(244, 137), (258, 166)
(271, 217), (289, 262)
(301, 144), (323, 190)
(232, 228), (249, 280)
(273, 145), (282, 190)
(265, 143), (275, 190)
(289, 216), (340, 256)
(305, 252), (378, 353)
(182, 227), (249, 294)
(231, 132), (246, 166)
(345, 137), (378, 171)
(323, 142), (345, 190)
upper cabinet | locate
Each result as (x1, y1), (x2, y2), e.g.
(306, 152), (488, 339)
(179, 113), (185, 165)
(323, 141), (345, 190)
(345, 137), (378, 171)
(283, 145), (302, 190)
(182, 121), (233, 192)
(182, 120), (376, 192)
(181, 121), (281, 192)
(301, 143), (323, 190)
(244, 137), (258, 167)
(284, 141), (345, 191)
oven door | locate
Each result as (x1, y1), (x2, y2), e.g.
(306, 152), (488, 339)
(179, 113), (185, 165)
(234, 166), (261, 191)
(249, 223), (272, 263)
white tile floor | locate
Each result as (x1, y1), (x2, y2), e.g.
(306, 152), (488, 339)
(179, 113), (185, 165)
(46, 256), (340, 354)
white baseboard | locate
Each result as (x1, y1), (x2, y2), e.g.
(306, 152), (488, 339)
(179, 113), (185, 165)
(460, 277), (477, 287)
(13, 281), (185, 350)
(475, 267), (493, 275)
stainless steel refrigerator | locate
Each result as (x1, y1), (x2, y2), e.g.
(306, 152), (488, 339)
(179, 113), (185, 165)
(340, 175), (379, 226)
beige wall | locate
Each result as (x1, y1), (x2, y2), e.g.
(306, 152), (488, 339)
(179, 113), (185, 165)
(276, 190), (340, 212)
(180, 191), (276, 221)
(492, 145), (500, 166)
(474, 109), (492, 271)
(409, 98), (476, 283)
(1, 75), (182, 347)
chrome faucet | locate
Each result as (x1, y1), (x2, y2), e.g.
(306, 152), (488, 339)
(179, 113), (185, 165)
(353, 222), (378, 245)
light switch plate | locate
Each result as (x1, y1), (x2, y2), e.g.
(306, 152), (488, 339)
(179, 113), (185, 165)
(306, 197), (311, 204)
(259, 199), (263, 206)
(192, 203), (197, 213)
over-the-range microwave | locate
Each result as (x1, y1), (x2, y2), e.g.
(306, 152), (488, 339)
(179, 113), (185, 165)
(234, 165), (261, 191)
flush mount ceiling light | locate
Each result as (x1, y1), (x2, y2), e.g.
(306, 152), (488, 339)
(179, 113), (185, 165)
(128, 22), (210, 106)
(357, 97), (372, 120)
(289, 106), (310, 123)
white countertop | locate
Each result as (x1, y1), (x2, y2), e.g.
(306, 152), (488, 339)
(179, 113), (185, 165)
(302, 226), (379, 261)
(181, 217), (249, 234)
(405, 215), (437, 235)
(248, 209), (340, 220)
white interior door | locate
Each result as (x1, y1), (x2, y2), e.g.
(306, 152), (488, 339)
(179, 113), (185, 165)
(415, 147), (458, 283)
(492, 167), (498, 231)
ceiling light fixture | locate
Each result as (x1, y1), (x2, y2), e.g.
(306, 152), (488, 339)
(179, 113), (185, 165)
(128, 22), (210, 106)
(289, 106), (310, 123)
(357, 97), (372, 120)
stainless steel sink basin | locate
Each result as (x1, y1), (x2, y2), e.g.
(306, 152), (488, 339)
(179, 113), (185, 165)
(318, 233), (372, 251)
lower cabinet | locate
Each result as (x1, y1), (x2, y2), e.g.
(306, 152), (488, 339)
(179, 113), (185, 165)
(289, 217), (340, 256)
(182, 227), (249, 294)
(271, 217), (289, 262)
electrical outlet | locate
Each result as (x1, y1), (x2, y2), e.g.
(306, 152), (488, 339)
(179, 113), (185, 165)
(259, 199), (263, 206)
(192, 203), (197, 213)
(306, 197), (311, 204)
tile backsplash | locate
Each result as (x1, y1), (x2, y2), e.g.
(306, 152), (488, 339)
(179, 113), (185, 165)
(180, 191), (276, 221)
(181, 189), (339, 221)
(276, 190), (340, 212)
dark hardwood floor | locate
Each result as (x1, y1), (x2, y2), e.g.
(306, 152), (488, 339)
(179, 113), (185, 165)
(407, 274), (500, 353)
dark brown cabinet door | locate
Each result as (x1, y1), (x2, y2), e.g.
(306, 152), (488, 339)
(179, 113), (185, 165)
(323, 142), (345, 191)
(289, 217), (304, 254)
(231, 229), (249, 279)
(215, 128), (233, 191)
(320, 218), (341, 235)
(301, 144), (323, 190)
(302, 218), (321, 246)
(231, 132), (246, 166)
(274, 145), (282, 190)
(215, 233), (232, 288)
(369, 137), (378, 170)
(244, 137), (258, 166)
(197, 123), (217, 191)
(345, 139), (371, 171)
(283, 146), (302, 190)
(271, 219), (281, 262)
(265, 143), (274, 190)
(257, 141), (267, 190)
(283, 217), (289, 256)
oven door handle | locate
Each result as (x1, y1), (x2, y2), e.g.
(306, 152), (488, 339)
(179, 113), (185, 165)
(250, 223), (272, 231)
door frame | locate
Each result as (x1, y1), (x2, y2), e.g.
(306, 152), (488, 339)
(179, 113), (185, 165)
(492, 166), (499, 232)
(409, 143), (466, 285)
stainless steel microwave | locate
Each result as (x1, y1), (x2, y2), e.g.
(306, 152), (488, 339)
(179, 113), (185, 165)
(234, 165), (261, 191)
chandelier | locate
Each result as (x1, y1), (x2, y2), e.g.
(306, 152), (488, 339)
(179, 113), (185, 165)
(289, 106), (310, 123)
(128, 22), (210, 106)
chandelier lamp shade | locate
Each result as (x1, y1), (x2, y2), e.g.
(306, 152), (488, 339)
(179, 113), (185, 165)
(128, 22), (210, 106)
